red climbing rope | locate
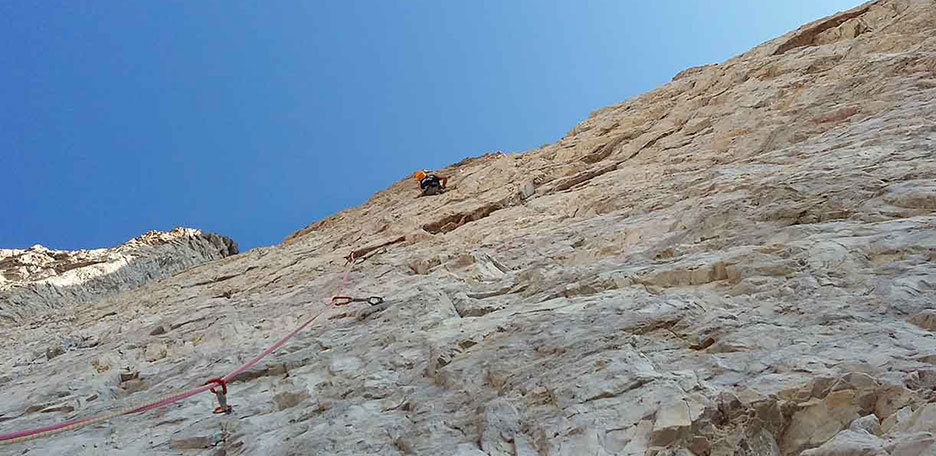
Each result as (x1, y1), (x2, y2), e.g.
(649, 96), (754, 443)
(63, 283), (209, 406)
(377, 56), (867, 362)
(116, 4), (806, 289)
(0, 252), (358, 445)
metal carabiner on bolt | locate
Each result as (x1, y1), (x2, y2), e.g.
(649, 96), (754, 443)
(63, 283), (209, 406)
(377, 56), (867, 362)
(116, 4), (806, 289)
(204, 378), (233, 415)
(331, 296), (384, 306)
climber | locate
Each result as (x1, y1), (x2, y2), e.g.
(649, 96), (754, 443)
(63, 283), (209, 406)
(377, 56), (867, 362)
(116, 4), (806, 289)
(415, 170), (448, 197)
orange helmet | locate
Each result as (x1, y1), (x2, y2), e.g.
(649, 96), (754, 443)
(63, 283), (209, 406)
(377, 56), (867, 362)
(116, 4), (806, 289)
(414, 170), (427, 181)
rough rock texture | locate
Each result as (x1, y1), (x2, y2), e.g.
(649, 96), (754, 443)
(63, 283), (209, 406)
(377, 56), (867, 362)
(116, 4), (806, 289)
(4, 0), (936, 454)
(0, 228), (238, 326)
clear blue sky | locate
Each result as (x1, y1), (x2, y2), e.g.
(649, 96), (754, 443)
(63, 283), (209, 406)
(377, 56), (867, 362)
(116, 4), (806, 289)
(1, 1), (861, 251)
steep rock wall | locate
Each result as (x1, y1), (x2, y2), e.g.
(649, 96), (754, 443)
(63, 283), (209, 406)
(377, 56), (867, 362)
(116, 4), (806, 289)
(4, 1), (936, 454)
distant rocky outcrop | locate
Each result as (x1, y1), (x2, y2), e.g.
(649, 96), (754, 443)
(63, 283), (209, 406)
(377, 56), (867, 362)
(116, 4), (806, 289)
(0, 228), (237, 325)
(4, 0), (936, 454)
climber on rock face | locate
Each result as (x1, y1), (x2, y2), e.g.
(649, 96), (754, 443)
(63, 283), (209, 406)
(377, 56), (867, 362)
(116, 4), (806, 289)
(415, 170), (448, 197)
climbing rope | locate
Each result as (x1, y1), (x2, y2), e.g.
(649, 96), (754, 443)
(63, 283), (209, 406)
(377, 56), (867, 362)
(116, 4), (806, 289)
(1, 252), (362, 445)
(204, 378), (232, 414)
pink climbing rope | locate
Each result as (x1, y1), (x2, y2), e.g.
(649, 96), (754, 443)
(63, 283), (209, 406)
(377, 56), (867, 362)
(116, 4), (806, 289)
(222, 256), (355, 383)
(0, 254), (357, 445)
(0, 384), (219, 444)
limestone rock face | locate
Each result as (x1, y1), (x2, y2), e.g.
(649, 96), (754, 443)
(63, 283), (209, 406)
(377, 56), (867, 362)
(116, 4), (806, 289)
(0, 227), (237, 325)
(5, 0), (936, 454)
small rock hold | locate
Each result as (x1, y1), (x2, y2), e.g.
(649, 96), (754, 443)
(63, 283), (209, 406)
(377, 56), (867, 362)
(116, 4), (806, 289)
(121, 379), (147, 394)
(887, 432), (936, 455)
(800, 429), (885, 456)
(874, 383), (913, 419)
(25, 404), (47, 413)
(46, 346), (64, 360)
(688, 435), (711, 455)
(908, 310), (936, 331)
(479, 398), (521, 455)
(170, 435), (217, 450)
(452, 443), (488, 456)
(881, 406), (912, 434)
(904, 370), (921, 390)
(145, 342), (168, 362)
(409, 259), (431, 275)
(849, 414), (882, 436)
(520, 181), (535, 199)
(40, 404), (75, 414)
(119, 370), (139, 383)
(91, 357), (111, 373)
(357, 302), (392, 321)
(274, 391), (309, 411)
(405, 231), (434, 243)
(717, 391), (745, 420)
(651, 401), (692, 446)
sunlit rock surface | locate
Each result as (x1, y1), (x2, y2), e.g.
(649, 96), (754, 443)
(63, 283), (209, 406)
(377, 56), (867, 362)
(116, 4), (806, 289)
(0, 227), (237, 325)
(4, 0), (936, 454)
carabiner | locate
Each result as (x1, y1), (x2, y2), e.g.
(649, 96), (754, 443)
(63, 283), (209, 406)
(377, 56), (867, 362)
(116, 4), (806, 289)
(331, 296), (353, 306)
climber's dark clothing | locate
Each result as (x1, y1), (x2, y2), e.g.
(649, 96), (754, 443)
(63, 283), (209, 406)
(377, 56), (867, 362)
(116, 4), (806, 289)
(420, 174), (446, 196)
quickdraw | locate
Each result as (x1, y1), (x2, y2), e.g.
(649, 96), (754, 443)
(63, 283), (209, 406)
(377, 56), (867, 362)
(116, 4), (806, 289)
(331, 296), (384, 306)
(204, 378), (233, 415)
(1, 246), (363, 444)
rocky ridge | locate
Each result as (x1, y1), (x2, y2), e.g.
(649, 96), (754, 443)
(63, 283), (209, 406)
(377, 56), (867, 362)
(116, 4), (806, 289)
(4, 0), (936, 454)
(0, 227), (238, 326)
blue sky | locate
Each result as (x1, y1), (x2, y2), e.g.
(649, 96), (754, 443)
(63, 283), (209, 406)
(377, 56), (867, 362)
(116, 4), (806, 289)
(1, 1), (861, 251)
